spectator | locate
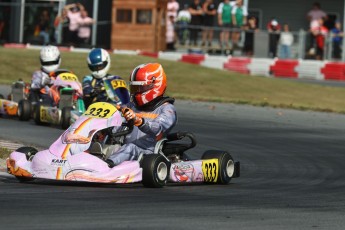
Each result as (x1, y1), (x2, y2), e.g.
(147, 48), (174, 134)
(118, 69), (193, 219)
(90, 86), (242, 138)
(201, 0), (216, 47)
(167, 0), (179, 21)
(231, 0), (247, 49)
(217, 0), (236, 49)
(176, 4), (191, 45)
(77, 9), (94, 46)
(307, 2), (327, 53)
(279, 23), (294, 59)
(243, 16), (258, 56)
(166, 15), (176, 51)
(331, 21), (343, 59)
(188, 0), (203, 46)
(37, 9), (51, 45)
(267, 18), (281, 58)
(311, 18), (328, 60)
(54, 8), (69, 44)
(64, 3), (84, 46)
(0, 7), (4, 40)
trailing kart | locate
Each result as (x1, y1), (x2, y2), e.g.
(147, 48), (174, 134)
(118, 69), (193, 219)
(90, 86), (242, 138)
(7, 102), (240, 188)
(0, 80), (30, 118)
(70, 75), (130, 126)
(29, 72), (84, 129)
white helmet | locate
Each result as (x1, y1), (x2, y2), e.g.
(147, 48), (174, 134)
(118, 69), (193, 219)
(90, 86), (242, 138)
(40, 45), (61, 73)
(87, 48), (111, 79)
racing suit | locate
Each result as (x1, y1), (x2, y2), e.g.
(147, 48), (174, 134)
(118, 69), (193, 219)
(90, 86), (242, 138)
(82, 74), (113, 109)
(30, 70), (54, 105)
(108, 97), (177, 166)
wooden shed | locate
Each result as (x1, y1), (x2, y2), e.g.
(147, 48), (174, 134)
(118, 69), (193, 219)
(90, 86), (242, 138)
(111, 0), (167, 52)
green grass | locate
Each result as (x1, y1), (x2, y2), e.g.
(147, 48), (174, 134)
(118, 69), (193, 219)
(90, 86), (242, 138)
(0, 147), (11, 159)
(1, 47), (345, 113)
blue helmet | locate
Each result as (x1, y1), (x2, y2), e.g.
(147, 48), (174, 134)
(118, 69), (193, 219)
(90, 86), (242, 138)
(87, 48), (111, 79)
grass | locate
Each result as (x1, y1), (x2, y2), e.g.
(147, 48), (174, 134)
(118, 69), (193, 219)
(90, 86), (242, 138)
(0, 147), (11, 159)
(1, 47), (345, 113)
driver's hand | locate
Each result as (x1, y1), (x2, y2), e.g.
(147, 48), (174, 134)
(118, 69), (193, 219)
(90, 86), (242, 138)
(122, 108), (143, 127)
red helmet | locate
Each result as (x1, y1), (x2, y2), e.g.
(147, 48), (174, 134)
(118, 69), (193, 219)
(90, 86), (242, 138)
(129, 63), (167, 106)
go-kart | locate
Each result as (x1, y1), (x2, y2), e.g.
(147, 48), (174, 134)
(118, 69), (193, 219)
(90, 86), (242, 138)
(0, 80), (30, 117)
(70, 75), (129, 125)
(26, 71), (84, 129)
(7, 102), (240, 188)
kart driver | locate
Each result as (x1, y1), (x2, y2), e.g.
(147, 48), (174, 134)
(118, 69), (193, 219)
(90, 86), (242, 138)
(30, 45), (62, 105)
(82, 48), (129, 108)
(106, 63), (177, 167)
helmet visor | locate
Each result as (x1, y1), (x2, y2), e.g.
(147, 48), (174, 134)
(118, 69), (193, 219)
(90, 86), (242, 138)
(88, 61), (108, 72)
(129, 81), (154, 94)
(41, 57), (60, 66)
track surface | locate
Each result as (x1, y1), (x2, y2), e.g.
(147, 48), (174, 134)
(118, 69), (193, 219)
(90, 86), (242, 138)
(1, 100), (345, 229)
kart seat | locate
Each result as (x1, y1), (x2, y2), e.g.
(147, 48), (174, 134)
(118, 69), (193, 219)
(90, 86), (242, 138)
(161, 132), (196, 157)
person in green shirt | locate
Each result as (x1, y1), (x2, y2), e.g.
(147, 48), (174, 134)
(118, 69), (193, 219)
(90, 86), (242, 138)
(232, 0), (248, 48)
(217, 0), (235, 49)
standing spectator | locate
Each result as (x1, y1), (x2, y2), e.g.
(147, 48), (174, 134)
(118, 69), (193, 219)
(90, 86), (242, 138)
(331, 21), (343, 59)
(217, 0), (235, 49)
(37, 9), (51, 45)
(306, 2), (327, 53)
(243, 16), (258, 57)
(188, 0), (203, 46)
(0, 7), (4, 41)
(279, 23), (294, 59)
(64, 3), (84, 46)
(231, 0), (248, 49)
(201, 0), (216, 47)
(176, 4), (191, 45)
(267, 18), (281, 58)
(313, 18), (328, 60)
(54, 8), (69, 45)
(167, 0), (179, 21)
(77, 9), (94, 47)
(166, 15), (176, 50)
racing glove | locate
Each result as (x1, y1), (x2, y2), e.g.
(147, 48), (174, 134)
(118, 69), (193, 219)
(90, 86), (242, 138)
(121, 107), (143, 127)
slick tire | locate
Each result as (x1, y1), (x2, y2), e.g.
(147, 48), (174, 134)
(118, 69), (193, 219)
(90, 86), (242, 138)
(33, 103), (45, 125)
(141, 154), (170, 188)
(17, 99), (31, 121)
(202, 150), (235, 185)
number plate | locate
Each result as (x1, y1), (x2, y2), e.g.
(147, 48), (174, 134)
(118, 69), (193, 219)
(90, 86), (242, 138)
(83, 102), (117, 119)
(60, 73), (78, 82)
(111, 80), (127, 90)
(202, 159), (219, 182)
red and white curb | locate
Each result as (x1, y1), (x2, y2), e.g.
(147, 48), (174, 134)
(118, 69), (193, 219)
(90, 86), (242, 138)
(3, 43), (345, 81)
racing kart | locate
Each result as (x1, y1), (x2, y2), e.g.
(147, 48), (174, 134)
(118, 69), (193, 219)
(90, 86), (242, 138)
(0, 80), (30, 117)
(19, 71), (84, 129)
(7, 102), (240, 188)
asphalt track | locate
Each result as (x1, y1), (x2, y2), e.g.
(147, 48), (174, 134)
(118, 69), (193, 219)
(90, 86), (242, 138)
(1, 99), (345, 230)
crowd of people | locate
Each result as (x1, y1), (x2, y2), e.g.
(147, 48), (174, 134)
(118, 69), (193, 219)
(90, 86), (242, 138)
(34, 2), (94, 47)
(166, 0), (344, 60)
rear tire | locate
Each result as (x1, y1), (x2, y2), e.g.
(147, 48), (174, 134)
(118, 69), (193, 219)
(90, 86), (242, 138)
(17, 99), (31, 121)
(202, 150), (235, 184)
(141, 154), (170, 188)
(61, 106), (72, 129)
(14, 147), (38, 182)
(33, 103), (45, 125)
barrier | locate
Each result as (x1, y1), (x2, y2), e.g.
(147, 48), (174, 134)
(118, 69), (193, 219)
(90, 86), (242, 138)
(270, 59), (299, 78)
(180, 54), (206, 65)
(248, 58), (274, 76)
(296, 60), (325, 80)
(223, 57), (251, 74)
(158, 52), (183, 61)
(320, 62), (345, 80)
(139, 51), (159, 58)
(200, 56), (229, 70)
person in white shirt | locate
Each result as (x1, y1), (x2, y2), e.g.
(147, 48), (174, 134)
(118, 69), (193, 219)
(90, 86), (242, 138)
(279, 24), (294, 59)
(77, 9), (94, 46)
(167, 0), (179, 21)
(176, 4), (191, 45)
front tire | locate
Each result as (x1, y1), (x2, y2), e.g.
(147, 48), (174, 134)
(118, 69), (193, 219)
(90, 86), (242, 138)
(202, 150), (235, 184)
(18, 99), (32, 121)
(33, 103), (45, 125)
(141, 154), (170, 188)
(61, 106), (72, 129)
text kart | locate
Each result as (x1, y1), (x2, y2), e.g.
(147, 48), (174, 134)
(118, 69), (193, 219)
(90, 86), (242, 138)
(7, 102), (240, 187)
